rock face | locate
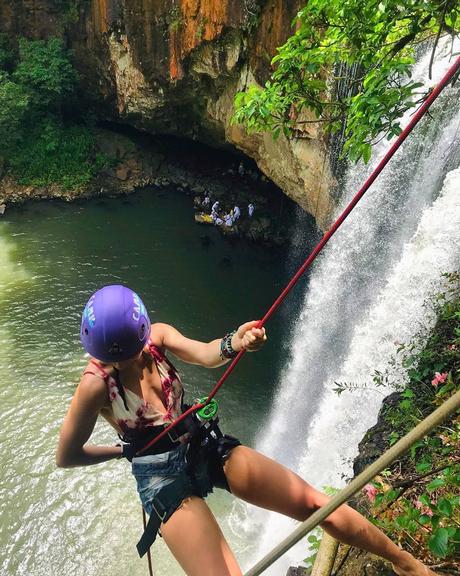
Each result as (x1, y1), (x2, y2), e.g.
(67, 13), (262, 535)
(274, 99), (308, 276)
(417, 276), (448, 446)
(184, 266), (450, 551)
(353, 392), (402, 476)
(0, 0), (335, 228)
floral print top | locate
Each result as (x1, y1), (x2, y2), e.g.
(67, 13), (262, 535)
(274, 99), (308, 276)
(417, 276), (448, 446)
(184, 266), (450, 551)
(84, 341), (184, 435)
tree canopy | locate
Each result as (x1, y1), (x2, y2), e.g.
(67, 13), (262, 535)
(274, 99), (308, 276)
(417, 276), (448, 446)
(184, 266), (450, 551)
(0, 37), (77, 150)
(12, 37), (77, 109)
(0, 36), (108, 189)
(233, 0), (459, 163)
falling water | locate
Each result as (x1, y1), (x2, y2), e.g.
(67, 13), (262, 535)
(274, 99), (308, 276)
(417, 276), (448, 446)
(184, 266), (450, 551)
(238, 39), (460, 574)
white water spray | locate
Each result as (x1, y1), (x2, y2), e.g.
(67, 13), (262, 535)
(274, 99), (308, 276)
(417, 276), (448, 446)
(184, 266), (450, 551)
(238, 40), (460, 574)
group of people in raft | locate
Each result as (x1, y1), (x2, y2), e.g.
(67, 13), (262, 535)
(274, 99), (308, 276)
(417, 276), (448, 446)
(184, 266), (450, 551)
(195, 196), (255, 227)
(57, 284), (437, 575)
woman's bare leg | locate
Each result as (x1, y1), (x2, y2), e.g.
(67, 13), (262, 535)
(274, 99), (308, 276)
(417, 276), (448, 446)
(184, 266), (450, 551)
(224, 446), (437, 576)
(160, 496), (242, 576)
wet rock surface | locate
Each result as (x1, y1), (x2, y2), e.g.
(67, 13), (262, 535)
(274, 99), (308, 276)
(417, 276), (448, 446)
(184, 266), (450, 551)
(286, 566), (311, 575)
(353, 392), (402, 476)
(332, 548), (394, 576)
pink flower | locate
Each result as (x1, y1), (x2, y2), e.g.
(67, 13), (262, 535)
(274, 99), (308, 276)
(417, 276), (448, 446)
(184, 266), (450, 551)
(447, 344), (456, 351)
(363, 484), (378, 503)
(415, 499), (433, 517)
(431, 372), (448, 387)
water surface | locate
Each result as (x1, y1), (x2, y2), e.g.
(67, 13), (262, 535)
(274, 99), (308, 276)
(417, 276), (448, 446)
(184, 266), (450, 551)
(0, 187), (310, 575)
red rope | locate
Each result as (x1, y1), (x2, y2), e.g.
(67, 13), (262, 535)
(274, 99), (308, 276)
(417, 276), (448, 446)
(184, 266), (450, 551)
(137, 55), (460, 457)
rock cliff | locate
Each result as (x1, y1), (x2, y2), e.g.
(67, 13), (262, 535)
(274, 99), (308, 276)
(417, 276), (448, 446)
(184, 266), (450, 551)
(0, 0), (335, 227)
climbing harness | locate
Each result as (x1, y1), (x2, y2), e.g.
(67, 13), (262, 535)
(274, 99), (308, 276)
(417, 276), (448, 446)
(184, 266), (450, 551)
(134, 397), (240, 558)
(142, 509), (154, 576)
(137, 54), (460, 458)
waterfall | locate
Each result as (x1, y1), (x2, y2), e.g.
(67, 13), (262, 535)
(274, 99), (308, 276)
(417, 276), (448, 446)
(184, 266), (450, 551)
(239, 39), (460, 574)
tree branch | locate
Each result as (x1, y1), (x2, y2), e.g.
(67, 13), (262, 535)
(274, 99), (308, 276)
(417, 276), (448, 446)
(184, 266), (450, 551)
(387, 14), (433, 59)
(429, 2), (450, 79)
(392, 458), (460, 489)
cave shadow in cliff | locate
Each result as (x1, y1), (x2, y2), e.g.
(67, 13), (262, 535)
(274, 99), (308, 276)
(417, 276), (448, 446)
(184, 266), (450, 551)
(98, 120), (320, 251)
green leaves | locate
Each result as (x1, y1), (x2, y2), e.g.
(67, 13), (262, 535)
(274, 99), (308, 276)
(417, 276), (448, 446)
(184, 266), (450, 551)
(0, 36), (78, 153)
(428, 527), (449, 558)
(9, 119), (110, 189)
(427, 478), (446, 492)
(415, 460), (432, 474)
(437, 497), (453, 517)
(0, 76), (30, 151)
(13, 37), (77, 109)
(303, 530), (322, 568)
(0, 35), (108, 189)
(233, 0), (460, 163)
(362, 143), (372, 164)
(357, 273), (460, 565)
(0, 33), (15, 71)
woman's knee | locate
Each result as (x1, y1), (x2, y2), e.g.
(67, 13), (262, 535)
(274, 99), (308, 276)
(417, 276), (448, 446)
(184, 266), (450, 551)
(305, 487), (330, 510)
(294, 486), (331, 520)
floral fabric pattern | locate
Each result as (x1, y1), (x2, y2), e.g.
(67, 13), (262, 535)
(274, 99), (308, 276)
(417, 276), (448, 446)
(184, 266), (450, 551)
(86, 341), (184, 435)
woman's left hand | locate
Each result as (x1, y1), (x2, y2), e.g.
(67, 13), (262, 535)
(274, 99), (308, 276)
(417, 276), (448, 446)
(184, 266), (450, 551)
(233, 321), (267, 353)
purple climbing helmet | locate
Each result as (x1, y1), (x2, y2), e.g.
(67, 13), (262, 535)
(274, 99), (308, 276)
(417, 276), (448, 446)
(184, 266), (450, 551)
(80, 285), (151, 363)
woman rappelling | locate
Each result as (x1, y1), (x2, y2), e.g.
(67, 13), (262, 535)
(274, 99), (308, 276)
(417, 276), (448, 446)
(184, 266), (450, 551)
(56, 284), (437, 576)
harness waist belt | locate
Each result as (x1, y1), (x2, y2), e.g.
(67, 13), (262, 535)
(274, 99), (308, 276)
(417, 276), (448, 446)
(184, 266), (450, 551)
(125, 414), (200, 456)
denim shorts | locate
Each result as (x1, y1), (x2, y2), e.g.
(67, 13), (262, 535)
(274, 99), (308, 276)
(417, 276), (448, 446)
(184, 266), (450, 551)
(131, 444), (188, 516)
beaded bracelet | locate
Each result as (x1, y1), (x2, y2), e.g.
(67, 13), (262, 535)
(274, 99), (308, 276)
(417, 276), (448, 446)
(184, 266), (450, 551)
(220, 330), (238, 360)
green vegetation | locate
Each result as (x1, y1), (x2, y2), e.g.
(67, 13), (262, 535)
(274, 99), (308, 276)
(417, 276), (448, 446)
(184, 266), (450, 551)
(351, 272), (460, 569)
(303, 530), (322, 568)
(9, 120), (108, 189)
(0, 33), (15, 71)
(233, 0), (460, 163)
(167, 7), (184, 34)
(0, 36), (108, 190)
(195, 16), (208, 41)
(12, 37), (77, 109)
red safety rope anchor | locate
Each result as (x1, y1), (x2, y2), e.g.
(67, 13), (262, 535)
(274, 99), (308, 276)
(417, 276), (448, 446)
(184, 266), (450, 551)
(137, 55), (460, 457)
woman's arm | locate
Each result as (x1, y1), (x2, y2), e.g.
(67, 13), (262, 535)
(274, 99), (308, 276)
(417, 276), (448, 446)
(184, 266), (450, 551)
(153, 321), (267, 368)
(56, 374), (122, 468)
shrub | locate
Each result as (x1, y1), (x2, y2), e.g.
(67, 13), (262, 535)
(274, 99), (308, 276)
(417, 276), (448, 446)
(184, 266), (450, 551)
(13, 37), (77, 110)
(359, 273), (459, 567)
(9, 119), (109, 189)
(0, 76), (30, 151)
(0, 36), (109, 190)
